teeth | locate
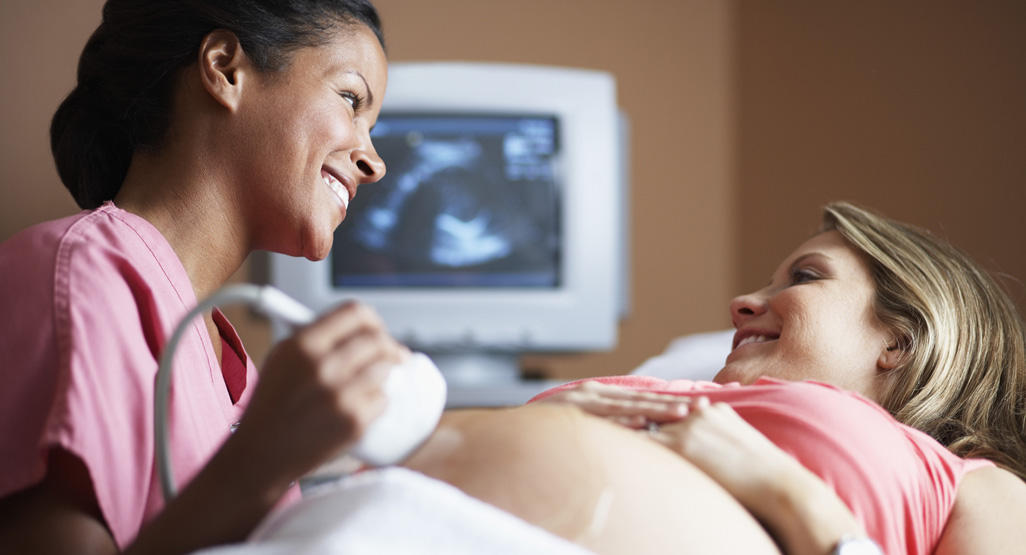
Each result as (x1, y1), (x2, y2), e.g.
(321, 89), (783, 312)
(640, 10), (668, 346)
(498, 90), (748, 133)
(323, 172), (349, 209)
(738, 335), (771, 348)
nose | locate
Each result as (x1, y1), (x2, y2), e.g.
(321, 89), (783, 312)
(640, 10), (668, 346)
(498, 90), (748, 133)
(729, 290), (768, 328)
(351, 142), (386, 184)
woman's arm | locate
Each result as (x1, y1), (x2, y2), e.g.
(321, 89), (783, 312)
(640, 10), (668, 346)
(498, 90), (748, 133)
(933, 466), (1026, 555)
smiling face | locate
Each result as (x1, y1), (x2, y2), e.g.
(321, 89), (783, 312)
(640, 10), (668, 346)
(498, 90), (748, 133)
(233, 23), (388, 260)
(714, 231), (895, 399)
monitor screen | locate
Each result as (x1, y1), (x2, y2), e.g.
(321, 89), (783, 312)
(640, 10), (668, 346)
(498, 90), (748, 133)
(331, 113), (563, 289)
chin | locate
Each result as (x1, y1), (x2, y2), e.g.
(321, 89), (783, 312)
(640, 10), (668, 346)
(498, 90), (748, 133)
(301, 224), (337, 261)
(304, 244), (332, 262)
(712, 365), (754, 385)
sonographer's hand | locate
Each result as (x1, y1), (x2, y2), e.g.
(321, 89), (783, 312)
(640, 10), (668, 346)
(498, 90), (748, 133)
(231, 301), (408, 485)
(539, 380), (689, 428)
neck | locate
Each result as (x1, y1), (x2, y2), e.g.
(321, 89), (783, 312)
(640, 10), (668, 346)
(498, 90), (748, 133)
(115, 145), (249, 303)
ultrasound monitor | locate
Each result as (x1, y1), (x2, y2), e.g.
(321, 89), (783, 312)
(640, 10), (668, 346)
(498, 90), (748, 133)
(269, 62), (626, 405)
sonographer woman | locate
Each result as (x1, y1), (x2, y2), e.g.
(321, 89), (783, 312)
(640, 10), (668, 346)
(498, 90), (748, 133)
(0, 1), (400, 553)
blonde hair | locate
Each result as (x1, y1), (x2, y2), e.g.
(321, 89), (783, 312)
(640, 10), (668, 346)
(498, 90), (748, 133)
(822, 202), (1026, 481)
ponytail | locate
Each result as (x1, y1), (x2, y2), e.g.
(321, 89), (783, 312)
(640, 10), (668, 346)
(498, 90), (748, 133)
(50, 80), (134, 210)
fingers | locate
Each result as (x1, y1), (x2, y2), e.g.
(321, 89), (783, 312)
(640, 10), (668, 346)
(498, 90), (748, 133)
(553, 382), (690, 426)
(290, 301), (407, 386)
(316, 329), (398, 388)
(642, 396), (771, 464)
(611, 414), (648, 428)
(639, 396), (713, 444)
(545, 381), (727, 432)
(298, 301), (405, 360)
(257, 301), (405, 428)
(579, 381), (694, 403)
(235, 301), (414, 482)
(335, 365), (389, 432)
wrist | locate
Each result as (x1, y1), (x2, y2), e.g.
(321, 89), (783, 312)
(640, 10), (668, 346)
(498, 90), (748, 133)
(743, 451), (808, 519)
(216, 429), (297, 506)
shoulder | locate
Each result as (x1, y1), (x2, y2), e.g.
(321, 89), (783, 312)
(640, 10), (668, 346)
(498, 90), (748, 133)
(0, 204), (168, 284)
(0, 212), (85, 282)
(934, 466), (1026, 554)
(21, 204), (189, 310)
(55, 203), (168, 269)
(0, 204), (191, 364)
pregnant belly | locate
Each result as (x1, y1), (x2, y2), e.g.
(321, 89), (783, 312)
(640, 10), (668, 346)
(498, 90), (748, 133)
(403, 403), (780, 555)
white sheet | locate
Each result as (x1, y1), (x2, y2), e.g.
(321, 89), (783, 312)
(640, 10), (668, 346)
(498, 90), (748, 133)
(191, 467), (593, 555)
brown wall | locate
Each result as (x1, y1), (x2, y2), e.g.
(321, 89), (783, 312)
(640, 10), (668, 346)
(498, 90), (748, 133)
(2, 1), (1023, 381)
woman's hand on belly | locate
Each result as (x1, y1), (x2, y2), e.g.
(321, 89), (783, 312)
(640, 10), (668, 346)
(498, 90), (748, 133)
(649, 398), (866, 555)
(648, 397), (788, 508)
(537, 380), (690, 428)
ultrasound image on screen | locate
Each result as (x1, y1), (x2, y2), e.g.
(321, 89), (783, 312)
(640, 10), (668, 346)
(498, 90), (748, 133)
(331, 113), (562, 288)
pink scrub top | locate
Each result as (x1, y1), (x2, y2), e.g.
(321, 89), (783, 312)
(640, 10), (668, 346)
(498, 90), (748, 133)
(532, 376), (993, 555)
(0, 202), (298, 548)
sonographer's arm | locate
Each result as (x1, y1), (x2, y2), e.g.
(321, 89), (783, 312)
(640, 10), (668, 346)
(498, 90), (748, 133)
(0, 449), (118, 554)
(649, 398), (866, 555)
(130, 302), (405, 554)
(0, 436), (297, 555)
(0, 302), (405, 554)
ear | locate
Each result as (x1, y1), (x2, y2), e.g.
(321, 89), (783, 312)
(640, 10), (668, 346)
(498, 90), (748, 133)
(877, 339), (903, 371)
(197, 29), (248, 112)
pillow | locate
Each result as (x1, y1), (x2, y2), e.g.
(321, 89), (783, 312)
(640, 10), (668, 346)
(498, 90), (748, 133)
(630, 329), (734, 381)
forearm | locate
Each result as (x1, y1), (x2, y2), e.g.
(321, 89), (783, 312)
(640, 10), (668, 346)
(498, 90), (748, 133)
(125, 434), (293, 555)
(750, 458), (864, 555)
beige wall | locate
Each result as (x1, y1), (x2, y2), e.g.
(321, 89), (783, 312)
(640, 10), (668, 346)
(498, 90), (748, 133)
(735, 1), (1026, 312)
(373, 0), (738, 378)
(2, 1), (1023, 381)
(0, 1), (100, 236)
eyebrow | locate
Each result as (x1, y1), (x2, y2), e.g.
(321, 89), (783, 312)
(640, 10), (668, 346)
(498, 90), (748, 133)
(789, 252), (832, 269)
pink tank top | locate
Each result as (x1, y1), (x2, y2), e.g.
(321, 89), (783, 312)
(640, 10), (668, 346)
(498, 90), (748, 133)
(532, 376), (992, 555)
(0, 203), (299, 547)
